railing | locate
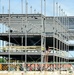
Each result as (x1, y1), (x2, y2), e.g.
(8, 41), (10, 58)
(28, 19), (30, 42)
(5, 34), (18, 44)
(0, 46), (44, 52)
(49, 47), (68, 57)
(0, 46), (68, 57)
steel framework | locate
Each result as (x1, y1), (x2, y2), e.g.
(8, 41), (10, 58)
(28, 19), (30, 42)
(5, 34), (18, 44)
(0, 0), (74, 75)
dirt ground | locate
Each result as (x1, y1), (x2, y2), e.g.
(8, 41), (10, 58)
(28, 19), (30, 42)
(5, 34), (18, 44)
(0, 71), (73, 75)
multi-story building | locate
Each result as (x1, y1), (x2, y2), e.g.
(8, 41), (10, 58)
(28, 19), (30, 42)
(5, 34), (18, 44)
(0, 14), (73, 72)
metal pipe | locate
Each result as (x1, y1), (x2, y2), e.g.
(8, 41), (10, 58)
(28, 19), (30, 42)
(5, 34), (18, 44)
(2, 6), (4, 14)
(30, 6), (32, 14)
(0, 0), (1, 14)
(61, 9), (65, 68)
(41, 0), (42, 14)
(44, 0), (46, 16)
(21, 0), (23, 14)
(8, 0), (10, 71)
(61, 8), (64, 72)
(53, 0), (55, 71)
(56, 2), (58, 69)
(1, 6), (4, 34)
(25, 1), (28, 14)
(25, 0), (27, 72)
(41, 0), (43, 71)
(58, 5), (61, 73)
(34, 9), (36, 14)
(44, 0), (46, 50)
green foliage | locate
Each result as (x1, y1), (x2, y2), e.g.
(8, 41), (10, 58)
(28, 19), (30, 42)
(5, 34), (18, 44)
(68, 68), (72, 73)
(0, 58), (6, 63)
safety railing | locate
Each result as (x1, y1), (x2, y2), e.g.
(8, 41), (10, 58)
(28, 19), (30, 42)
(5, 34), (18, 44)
(0, 46), (43, 52)
(0, 46), (68, 57)
(49, 47), (68, 57)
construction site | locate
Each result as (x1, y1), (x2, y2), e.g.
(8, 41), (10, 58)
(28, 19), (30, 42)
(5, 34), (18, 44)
(0, 0), (74, 75)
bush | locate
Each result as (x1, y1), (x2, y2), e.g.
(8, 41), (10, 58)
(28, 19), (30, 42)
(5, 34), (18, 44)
(68, 68), (72, 73)
(0, 58), (6, 63)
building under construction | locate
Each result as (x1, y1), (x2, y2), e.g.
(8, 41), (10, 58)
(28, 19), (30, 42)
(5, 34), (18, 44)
(0, 0), (74, 75)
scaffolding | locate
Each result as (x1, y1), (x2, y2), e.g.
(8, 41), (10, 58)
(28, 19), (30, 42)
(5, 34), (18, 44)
(0, 0), (74, 75)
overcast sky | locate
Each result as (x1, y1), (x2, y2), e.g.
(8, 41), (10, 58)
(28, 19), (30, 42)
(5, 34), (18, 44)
(0, 0), (74, 16)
